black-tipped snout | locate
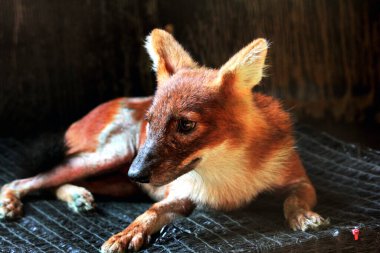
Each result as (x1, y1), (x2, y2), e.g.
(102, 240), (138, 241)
(128, 158), (153, 183)
(128, 139), (157, 184)
(128, 169), (151, 183)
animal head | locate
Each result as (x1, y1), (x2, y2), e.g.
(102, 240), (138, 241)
(128, 29), (268, 186)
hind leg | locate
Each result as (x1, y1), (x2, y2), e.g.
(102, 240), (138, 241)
(76, 173), (139, 198)
(55, 184), (95, 213)
(0, 152), (131, 220)
(54, 174), (138, 213)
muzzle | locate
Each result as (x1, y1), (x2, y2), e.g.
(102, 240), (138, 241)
(128, 139), (158, 183)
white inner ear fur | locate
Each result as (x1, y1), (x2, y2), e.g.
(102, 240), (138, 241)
(219, 39), (269, 89)
(144, 34), (159, 72)
(144, 29), (197, 81)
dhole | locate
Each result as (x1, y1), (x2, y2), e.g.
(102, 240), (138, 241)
(0, 29), (327, 252)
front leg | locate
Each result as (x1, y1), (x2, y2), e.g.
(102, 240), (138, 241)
(101, 198), (195, 253)
(283, 179), (329, 231)
(281, 153), (329, 231)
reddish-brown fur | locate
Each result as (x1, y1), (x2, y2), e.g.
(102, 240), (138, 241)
(65, 98), (124, 154)
(66, 97), (152, 155)
(76, 173), (139, 198)
(0, 29), (327, 253)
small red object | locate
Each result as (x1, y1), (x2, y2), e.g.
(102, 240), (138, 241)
(352, 228), (360, 240)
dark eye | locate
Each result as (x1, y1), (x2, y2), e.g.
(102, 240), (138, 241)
(177, 119), (196, 134)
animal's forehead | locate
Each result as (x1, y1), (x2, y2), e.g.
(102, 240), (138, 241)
(167, 68), (218, 86)
(150, 69), (220, 114)
(165, 69), (217, 94)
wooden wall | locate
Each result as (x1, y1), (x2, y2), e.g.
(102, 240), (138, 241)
(0, 0), (378, 137)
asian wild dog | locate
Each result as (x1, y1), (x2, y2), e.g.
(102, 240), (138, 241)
(0, 29), (327, 252)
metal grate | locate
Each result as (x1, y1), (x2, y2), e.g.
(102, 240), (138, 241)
(0, 126), (379, 252)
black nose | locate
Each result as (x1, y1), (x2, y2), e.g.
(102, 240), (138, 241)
(128, 170), (151, 183)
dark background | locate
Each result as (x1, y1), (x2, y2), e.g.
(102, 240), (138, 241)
(0, 0), (379, 148)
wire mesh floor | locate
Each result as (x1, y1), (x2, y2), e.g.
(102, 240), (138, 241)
(0, 126), (379, 252)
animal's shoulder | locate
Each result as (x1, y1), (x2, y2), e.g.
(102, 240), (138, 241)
(253, 93), (293, 136)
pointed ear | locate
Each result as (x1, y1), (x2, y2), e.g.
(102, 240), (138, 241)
(145, 29), (197, 84)
(218, 38), (268, 91)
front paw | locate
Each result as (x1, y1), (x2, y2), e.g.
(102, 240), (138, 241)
(101, 224), (150, 253)
(0, 193), (23, 220)
(287, 210), (329, 231)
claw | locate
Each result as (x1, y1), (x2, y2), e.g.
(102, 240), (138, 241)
(101, 225), (148, 253)
(0, 193), (23, 220)
(288, 210), (329, 231)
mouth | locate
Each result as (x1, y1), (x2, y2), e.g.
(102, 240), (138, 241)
(149, 157), (202, 187)
(183, 157), (202, 172)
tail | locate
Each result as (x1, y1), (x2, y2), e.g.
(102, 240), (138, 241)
(13, 132), (68, 178)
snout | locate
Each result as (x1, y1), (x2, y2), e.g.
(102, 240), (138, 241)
(127, 139), (157, 184)
(127, 138), (201, 185)
(128, 156), (154, 183)
(128, 168), (151, 183)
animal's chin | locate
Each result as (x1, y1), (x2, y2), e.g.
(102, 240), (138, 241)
(149, 157), (202, 187)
